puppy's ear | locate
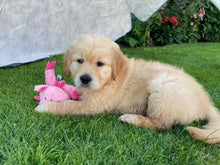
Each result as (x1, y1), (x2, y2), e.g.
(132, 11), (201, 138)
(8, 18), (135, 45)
(112, 48), (128, 80)
(64, 41), (77, 77)
(64, 49), (72, 77)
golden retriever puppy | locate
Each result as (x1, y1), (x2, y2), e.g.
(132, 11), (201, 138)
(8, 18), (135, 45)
(35, 34), (220, 144)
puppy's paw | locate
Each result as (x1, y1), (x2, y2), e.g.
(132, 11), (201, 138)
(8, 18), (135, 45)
(35, 103), (49, 113)
(119, 114), (139, 126)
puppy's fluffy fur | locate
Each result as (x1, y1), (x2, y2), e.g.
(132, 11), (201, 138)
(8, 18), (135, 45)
(36, 34), (220, 144)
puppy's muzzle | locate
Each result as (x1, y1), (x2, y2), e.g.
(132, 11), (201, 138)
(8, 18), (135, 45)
(80, 74), (92, 85)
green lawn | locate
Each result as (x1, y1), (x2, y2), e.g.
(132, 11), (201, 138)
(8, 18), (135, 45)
(0, 43), (220, 164)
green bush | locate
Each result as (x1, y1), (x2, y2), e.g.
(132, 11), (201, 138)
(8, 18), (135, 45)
(117, 0), (220, 47)
(116, 14), (154, 47)
(151, 0), (206, 45)
(199, 2), (220, 42)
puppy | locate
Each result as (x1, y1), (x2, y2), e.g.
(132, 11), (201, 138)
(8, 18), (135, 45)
(35, 34), (220, 144)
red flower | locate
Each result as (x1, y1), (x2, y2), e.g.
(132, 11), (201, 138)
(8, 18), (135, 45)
(161, 16), (169, 23)
(165, 16), (169, 22)
(170, 16), (178, 26)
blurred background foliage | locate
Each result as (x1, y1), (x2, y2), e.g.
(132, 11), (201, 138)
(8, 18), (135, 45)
(117, 0), (220, 47)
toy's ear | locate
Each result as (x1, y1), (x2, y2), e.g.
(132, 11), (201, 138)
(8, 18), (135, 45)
(64, 41), (77, 77)
(46, 61), (56, 70)
(34, 85), (48, 92)
(34, 96), (40, 101)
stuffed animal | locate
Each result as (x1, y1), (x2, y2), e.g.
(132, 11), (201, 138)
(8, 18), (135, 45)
(34, 61), (80, 104)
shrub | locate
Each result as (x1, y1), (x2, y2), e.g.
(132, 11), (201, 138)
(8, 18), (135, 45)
(151, 0), (206, 45)
(199, 2), (220, 42)
(116, 14), (154, 47)
(117, 0), (220, 47)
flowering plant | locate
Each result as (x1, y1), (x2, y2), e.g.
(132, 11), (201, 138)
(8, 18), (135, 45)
(116, 0), (220, 47)
(151, 0), (207, 45)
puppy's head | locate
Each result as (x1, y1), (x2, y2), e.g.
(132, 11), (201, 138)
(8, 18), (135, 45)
(64, 34), (127, 91)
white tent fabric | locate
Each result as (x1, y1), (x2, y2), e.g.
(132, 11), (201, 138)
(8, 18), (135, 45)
(0, 0), (168, 67)
(211, 0), (220, 10)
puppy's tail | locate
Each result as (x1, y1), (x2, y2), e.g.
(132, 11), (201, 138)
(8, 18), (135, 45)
(186, 106), (220, 144)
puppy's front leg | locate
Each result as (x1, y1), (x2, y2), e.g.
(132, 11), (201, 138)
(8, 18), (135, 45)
(35, 100), (98, 115)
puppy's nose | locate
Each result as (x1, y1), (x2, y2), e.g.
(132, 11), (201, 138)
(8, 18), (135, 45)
(80, 74), (92, 84)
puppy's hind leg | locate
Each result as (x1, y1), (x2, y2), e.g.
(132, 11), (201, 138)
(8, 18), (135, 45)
(119, 114), (166, 131)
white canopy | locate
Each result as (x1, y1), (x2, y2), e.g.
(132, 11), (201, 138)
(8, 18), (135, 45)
(211, 0), (220, 10)
(0, 0), (179, 67)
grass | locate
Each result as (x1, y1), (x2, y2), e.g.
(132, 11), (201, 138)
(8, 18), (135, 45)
(0, 43), (220, 164)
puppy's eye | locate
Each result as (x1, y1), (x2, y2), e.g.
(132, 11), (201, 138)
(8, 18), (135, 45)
(77, 59), (84, 64)
(97, 61), (104, 67)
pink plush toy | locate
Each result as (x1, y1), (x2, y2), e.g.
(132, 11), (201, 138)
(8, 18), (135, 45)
(34, 61), (80, 104)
